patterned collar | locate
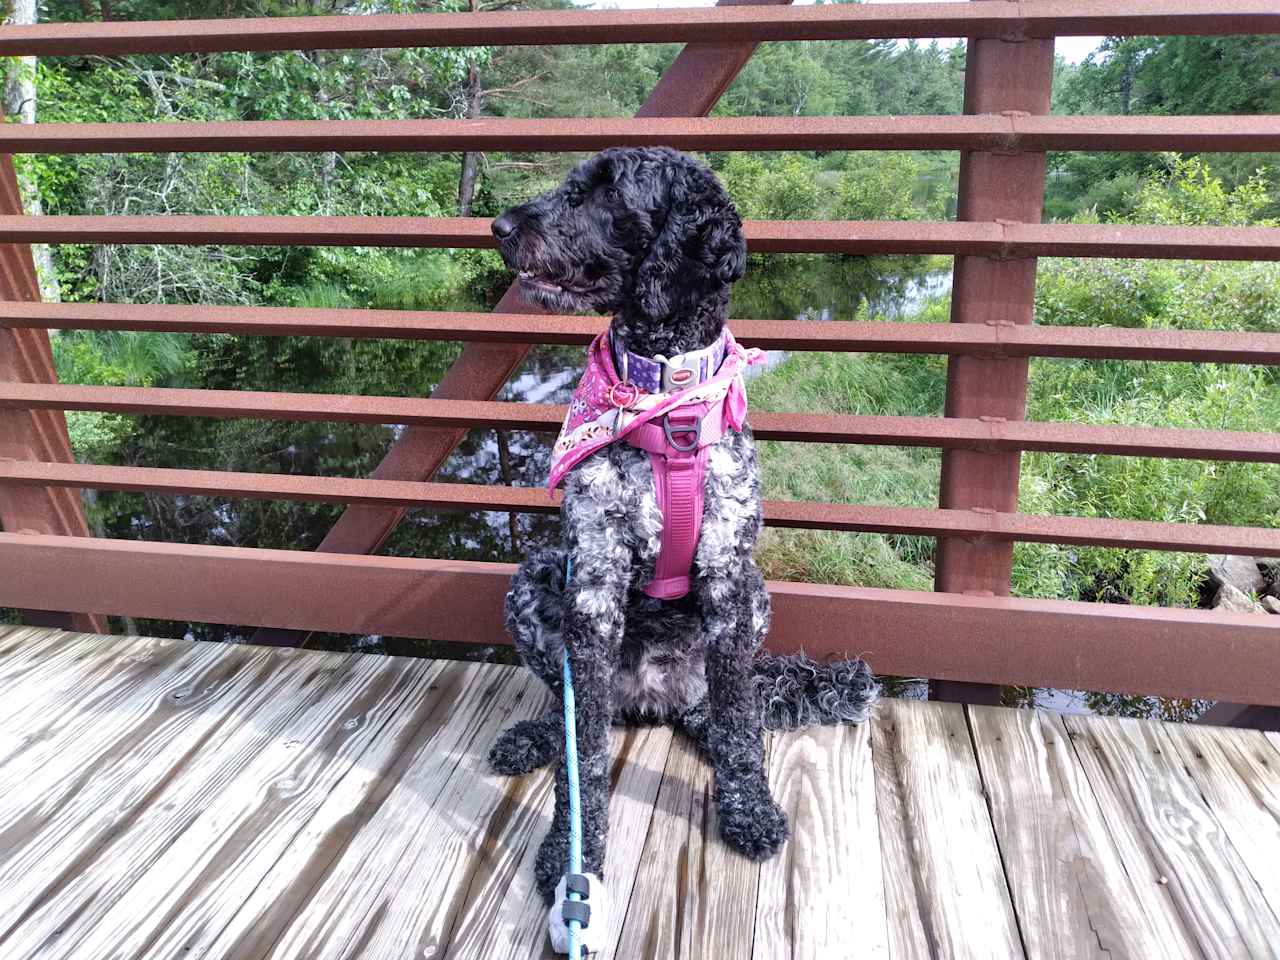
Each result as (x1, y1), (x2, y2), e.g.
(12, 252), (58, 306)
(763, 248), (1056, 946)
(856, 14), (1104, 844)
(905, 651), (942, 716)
(610, 329), (730, 394)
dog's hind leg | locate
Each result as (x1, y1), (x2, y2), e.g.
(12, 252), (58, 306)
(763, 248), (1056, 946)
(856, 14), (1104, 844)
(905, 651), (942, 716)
(489, 709), (562, 776)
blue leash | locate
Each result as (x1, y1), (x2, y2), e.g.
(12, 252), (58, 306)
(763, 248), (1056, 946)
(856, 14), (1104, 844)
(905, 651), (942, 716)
(561, 557), (585, 958)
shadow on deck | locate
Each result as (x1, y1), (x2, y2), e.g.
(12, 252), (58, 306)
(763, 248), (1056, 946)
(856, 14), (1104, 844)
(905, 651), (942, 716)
(0, 625), (1276, 959)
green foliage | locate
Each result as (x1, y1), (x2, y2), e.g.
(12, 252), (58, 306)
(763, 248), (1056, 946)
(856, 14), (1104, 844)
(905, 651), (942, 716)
(1049, 35), (1280, 220)
(718, 154), (823, 220)
(835, 152), (946, 221)
(1020, 158), (1280, 605)
(750, 341), (946, 592)
(1124, 155), (1277, 227)
(51, 329), (195, 463)
(752, 155), (1280, 613)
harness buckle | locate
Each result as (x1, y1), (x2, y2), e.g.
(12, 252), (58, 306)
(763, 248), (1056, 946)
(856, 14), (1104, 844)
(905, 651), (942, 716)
(663, 411), (702, 453)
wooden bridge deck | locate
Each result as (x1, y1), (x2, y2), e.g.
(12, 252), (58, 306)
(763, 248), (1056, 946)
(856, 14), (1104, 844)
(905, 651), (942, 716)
(0, 626), (1276, 959)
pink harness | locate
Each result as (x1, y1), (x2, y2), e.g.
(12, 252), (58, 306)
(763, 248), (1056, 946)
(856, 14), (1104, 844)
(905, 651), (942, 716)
(548, 329), (764, 600)
(623, 399), (727, 599)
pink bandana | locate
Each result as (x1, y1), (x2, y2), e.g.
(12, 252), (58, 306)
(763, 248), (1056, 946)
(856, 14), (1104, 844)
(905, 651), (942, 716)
(547, 328), (765, 490)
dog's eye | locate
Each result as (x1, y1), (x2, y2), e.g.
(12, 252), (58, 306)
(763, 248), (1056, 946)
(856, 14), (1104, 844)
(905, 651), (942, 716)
(602, 186), (621, 204)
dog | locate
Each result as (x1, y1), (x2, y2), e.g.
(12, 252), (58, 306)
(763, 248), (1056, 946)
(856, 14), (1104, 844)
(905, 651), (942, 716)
(489, 147), (877, 945)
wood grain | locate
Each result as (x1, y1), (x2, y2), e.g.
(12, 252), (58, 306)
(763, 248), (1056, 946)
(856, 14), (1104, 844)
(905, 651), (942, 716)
(3, 630), (1280, 960)
(753, 722), (888, 960)
(1063, 714), (1280, 959)
(0, 626), (72, 669)
(0, 643), (359, 959)
(614, 733), (763, 960)
(261, 664), (547, 960)
(968, 705), (1202, 960)
(58, 653), (442, 960)
(871, 698), (1024, 960)
(199, 659), (503, 958)
(0, 630), (158, 732)
(1160, 721), (1280, 923)
(445, 724), (674, 960)
(0, 634), (228, 820)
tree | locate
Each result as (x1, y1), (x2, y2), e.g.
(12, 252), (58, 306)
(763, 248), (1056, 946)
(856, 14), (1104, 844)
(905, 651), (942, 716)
(4, 0), (60, 300)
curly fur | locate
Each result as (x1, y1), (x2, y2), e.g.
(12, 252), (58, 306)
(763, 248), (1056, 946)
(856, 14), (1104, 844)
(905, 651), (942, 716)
(490, 148), (878, 904)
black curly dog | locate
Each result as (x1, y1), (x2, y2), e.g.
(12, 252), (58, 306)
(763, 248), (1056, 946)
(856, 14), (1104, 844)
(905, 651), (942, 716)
(489, 148), (878, 904)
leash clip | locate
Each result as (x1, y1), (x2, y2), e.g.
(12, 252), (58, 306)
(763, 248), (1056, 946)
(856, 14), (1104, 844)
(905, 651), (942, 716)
(663, 411), (702, 453)
(562, 873), (592, 928)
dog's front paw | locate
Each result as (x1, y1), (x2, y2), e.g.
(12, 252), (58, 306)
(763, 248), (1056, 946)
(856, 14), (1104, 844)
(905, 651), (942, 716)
(489, 718), (560, 776)
(547, 873), (609, 955)
(716, 785), (789, 861)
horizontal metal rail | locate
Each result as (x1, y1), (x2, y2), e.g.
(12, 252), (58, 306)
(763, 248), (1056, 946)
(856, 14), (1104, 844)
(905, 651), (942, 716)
(3, 382), (1278, 463)
(3, 216), (1280, 261)
(5, 115), (1280, 156)
(3, 459), (1277, 556)
(1, 2), (1276, 58)
(3, 531), (1278, 706)
(6, 302), (1279, 365)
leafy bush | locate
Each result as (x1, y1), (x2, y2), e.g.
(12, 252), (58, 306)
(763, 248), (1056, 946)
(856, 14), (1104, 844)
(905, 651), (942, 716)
(717, 154), (823, 221)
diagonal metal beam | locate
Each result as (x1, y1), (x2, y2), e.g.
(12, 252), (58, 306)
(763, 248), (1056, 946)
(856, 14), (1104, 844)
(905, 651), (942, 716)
(250, 0), (794, 646)
(0, 155), (106, 634)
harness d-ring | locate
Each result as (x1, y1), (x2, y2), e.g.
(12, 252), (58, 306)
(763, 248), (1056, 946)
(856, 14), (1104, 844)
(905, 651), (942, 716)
(662, 412), (701, 453)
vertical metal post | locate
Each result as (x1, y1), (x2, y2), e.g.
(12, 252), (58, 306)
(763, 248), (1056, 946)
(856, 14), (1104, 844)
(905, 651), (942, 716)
(929, 20), (1054, 704)
(0, 156), (107, 633)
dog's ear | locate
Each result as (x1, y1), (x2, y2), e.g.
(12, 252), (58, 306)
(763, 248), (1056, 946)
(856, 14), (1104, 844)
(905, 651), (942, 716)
(635, 158), (746, 319)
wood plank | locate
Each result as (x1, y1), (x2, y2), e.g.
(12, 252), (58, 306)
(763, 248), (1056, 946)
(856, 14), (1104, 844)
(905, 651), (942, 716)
(1063, 714), (1280, 959)
(1267, 732), (1280, 758)
(871, 698), (1024, 960)
(258, 664), (546, 960)
(53, 653), (442, 960)
(445, 724), (675, 960)
(0, 643), (361, 958)
(967, 706), (1201, 959)
(753, 722), (888, 960)
(614, 734), (762, 960)
(0, 629), (151, 722)
(0, 634), (226, 801)
(0, 624), (48, 659)
(196, 661), (536, 958)
(1160, 722), (1280, 923)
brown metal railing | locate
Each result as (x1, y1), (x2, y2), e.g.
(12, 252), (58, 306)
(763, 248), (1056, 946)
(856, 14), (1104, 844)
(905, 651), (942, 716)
(0, 0), (1277, 718)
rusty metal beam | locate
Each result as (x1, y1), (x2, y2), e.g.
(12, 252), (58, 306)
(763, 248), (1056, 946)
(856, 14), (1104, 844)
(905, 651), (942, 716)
(3, 216), (1278, 261)
(5, 382), (1279, 463)
(0, 154), (104, 634)
(4, 459), (1280, 557)
(931, 13), (1055, 705)
(6, 301), (1279, 365)
(4, 114), (1280, 156)
(247, 0), (793, 647)
(1, 1), (1276, 58)
(3, 532), (1279, 708)
(1197, 702), (1280, 732)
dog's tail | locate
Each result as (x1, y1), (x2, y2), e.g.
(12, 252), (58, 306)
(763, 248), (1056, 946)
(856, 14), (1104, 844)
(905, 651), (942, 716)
(753, 652), (879, 729)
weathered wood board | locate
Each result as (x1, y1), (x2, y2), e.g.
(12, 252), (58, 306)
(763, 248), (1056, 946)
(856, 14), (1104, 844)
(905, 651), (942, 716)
(0, 629), (1276, 960)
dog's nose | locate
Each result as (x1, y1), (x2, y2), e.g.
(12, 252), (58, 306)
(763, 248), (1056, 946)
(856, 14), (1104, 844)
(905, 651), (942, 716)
(492, 212), (519, 240)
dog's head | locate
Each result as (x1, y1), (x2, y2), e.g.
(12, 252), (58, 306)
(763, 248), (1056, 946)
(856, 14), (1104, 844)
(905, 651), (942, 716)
(492, 148), (745, 336)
